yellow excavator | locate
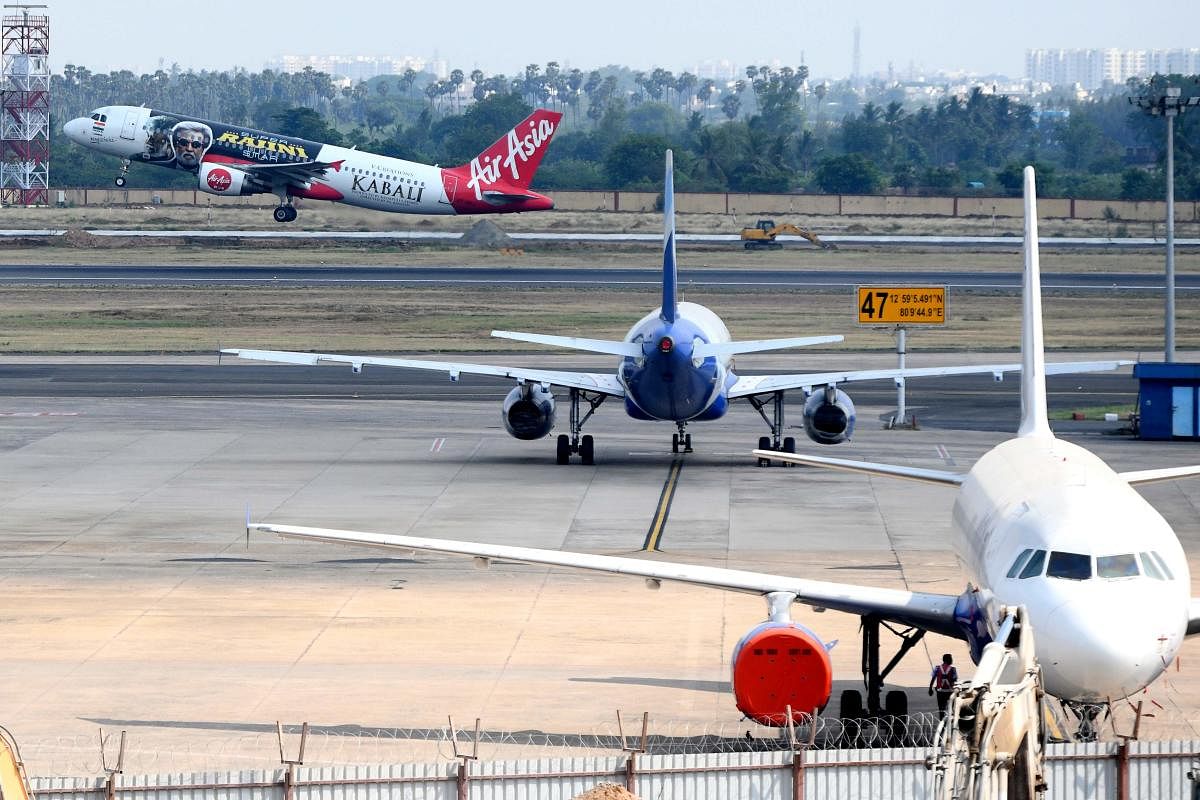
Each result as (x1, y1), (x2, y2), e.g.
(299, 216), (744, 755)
(739, 219), (835, 250)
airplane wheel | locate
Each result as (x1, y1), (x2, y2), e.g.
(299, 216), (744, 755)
(884, 690), (909, 746)
(840, 689), (863, 719)
(756, 435), (771, 467)
(285, 206), (298, 222)
(782, 436), (796, 467)
(580, 435), (594, 465)
(671, 433), (679, 454)
(273, 206), (292, 223)
(684, 433), (692, 453)
(556, 434), (571, 465)
(114, 176), (127, 187)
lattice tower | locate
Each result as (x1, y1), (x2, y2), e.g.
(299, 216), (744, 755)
(0, 4), (49, 206)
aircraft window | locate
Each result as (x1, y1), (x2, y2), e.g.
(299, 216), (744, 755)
(1150, 551), (1174, 580)
(1006, 548), (1034, 579)
(91, 113), (99, 120)
(1139, 552), (1165, 580)
(1018, 549), (1046, 579)
(1096, 554), (1139, 579)
(1046, 551), (1091, 581)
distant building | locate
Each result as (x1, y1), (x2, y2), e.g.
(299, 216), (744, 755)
(1026, 48), (1200, 89)
(266, 55), (441, 82)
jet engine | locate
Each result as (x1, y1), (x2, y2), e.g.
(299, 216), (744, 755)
(197, 163), (256, 196)
(730, 621), (832, 726)
(802, 385), (856, 445)
(501, 384), (556, 440)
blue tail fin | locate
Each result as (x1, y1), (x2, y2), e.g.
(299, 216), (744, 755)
(661, 150), (677, 323)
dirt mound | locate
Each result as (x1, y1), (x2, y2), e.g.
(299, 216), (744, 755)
(572, 784), (639, 800)
(459, 219), (513, 248)
(62, 228), (99, 247)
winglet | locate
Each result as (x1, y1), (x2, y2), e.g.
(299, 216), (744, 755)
(661, 150), (677, 324)
(1017, 166), (1051, 439)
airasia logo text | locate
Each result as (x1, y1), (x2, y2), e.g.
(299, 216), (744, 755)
(466, 117), (555, 199)
(206, 168), (233, 192)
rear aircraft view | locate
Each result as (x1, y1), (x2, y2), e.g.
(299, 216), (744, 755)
(62, 106), (560, 222)
(247, 168), (1200, 739)
(224, 151), (1128, 464)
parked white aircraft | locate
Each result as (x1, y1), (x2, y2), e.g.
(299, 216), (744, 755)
(248, 168), (1200, 739)
(224, 152), (1128, 465)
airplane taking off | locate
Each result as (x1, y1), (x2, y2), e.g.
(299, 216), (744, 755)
(62, 106), (560, 222)
(248, 168), (1200, 740)
(224, 152), (1128, 465)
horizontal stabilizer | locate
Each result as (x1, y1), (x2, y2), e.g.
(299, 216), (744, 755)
(482, 189), (538, 202)
(1120, 465), (1200, 486)
(694, 335), (843, 360)
(752, 450), (964, 486)
(491, 330), (642, 357)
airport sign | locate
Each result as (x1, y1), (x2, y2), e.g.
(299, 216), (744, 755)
(856, 285), (947, 326)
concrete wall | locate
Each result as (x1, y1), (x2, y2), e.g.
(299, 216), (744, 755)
(51, 188), (1200, 221)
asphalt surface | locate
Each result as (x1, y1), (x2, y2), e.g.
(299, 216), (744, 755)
(1, 264), (1198, 290)
(0, 363), (1137, 433)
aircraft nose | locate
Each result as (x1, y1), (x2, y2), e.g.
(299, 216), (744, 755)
(1040, 599), (1176, 701)
(62, 117), (88, 143)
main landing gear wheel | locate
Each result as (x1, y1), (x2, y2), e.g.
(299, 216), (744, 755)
(273, 205), (298, 223)
(555, 388), (606, 465)
(756, 435), (772, 467)
(782, 436), (797, 467)
(114, 176), (127, 187)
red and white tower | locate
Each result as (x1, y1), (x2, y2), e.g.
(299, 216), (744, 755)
(0, 3), (49, 206)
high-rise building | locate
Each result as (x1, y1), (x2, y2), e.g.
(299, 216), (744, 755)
(1026, 48), (1200, 89)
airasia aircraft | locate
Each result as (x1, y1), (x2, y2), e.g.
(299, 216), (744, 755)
(245, 168), (1200, 740)
(61, 106), (560, 222)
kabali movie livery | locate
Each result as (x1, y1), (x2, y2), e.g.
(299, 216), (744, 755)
(63, 106), (561, 222)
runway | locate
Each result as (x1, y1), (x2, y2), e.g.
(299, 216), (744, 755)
(1, 263), (1198, 290)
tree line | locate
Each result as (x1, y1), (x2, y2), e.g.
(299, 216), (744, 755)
(49, 62), (1200, 201)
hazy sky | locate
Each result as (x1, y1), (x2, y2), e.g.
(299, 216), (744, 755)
(44, 0), (1200, 79)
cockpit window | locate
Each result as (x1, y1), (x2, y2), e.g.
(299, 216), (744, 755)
(1097, 554), (1139, 579)
(1150, 551), (1174, 580)
(1046, 551), (1091, 580)
(1006, 548), (1034, 579)
(1139, 552), (1165, 580)
(1018, 549), (1046, 579)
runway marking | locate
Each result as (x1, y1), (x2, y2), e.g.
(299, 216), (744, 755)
(935, 444), (956, 466)
(430, 437), (446, 453)
(0, 411), (81, 417)
(643, 458), (684, 552)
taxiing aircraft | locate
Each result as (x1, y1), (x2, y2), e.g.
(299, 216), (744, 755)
(247, 168), (1200, 739)
(224, 152), (1128, 465)
(62, 106), (560, 222)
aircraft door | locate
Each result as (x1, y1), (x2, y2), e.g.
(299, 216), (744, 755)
(1171, 385), (1196, 437)
(440, 172), (457, 205)
(120, 109), (139, 140)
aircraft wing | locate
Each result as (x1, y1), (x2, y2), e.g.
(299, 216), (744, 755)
(1119, 464), (1200, 486)
(250, 522), (964, 638)
(753, 450), (964, 486)
(231, 159), (344, 187)
(728, 360), (1133, 398)
(220, 348), (625, 397)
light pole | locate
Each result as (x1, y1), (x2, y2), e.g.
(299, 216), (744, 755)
(1131, 79), (1200, 363)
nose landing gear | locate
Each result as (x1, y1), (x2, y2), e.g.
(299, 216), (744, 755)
(114, 159), (130, 187)
(671, 422), (693, 454)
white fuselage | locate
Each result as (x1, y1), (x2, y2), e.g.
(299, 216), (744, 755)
(954, 434), (1189, 702)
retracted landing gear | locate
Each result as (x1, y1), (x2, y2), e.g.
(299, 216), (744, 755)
(114, 159), (130, 187)
(671, 421), (693, 454)
(748, 391), (796, 467)
(556, 388), (605, 465)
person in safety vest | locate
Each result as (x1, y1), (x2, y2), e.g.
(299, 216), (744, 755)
(928, 653), (958, 716)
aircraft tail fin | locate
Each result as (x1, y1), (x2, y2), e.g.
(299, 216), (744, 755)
(661, 149), (677, 324)
(1017, 166), (1052, 439)
(463, 108), (562, 191)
